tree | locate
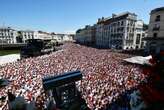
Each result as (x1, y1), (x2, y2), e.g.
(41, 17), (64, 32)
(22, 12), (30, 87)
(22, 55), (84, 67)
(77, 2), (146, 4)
(16, 31), (23, 43)
(143, 24), (148, 31)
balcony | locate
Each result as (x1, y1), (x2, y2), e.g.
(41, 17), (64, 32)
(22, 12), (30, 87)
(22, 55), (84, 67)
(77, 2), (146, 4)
(155, 18), (160, 22)
(153, 27), (160, 31)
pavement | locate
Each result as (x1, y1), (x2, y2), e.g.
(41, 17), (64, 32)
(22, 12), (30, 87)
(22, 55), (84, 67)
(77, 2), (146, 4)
(0, 54), (20, 66)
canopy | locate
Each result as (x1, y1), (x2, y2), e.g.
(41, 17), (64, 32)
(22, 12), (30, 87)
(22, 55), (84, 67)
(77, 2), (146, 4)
(123, 55), (152, 65)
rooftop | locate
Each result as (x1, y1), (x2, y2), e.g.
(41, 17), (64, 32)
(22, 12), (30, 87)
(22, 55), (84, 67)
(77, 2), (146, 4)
(0, 27), (15, 30)
(151, 7), (164, 14)
(97, 12), (137, 24)
(19, 30), (35, 32)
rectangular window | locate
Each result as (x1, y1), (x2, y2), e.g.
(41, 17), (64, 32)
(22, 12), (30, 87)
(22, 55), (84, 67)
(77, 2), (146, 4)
(121, 21), (124, 26)
(155, 15), (160, 22)
(127, 27), (129, 32)
(136, 34), (141, 44)
(153, 33), (157, 38)
(118, 22), (120, 26)
(153, 24), (160, 31)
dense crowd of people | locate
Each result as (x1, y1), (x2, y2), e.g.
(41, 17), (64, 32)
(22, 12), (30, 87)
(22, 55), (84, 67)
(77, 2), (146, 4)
(0, 43), (148, 110)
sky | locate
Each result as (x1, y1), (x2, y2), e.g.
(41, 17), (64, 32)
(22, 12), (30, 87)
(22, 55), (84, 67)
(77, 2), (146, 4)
(0, 0), (163, 34)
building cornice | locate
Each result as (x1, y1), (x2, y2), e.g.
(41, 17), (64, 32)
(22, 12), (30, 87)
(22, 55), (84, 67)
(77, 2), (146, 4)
(151, 7), (164, 14)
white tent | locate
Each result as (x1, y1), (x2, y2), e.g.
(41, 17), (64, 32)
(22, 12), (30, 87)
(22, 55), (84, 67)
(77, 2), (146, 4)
(123, 55), (152, 65)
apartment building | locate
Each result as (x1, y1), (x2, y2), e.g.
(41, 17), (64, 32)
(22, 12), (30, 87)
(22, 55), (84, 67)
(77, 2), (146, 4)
(134, 20), (145, 49)
(76, 12), (146, 50)
(96, 18), (109, 48)
(141, 30), (148, 49)
(96, 12), (141, 49)
(17, 30), (38, 43)
(75, 25), (96, 46)
(145, 7), (164, 54)
(62, 34), (74, 42)
(52, 33), (64, 43)
(0, 27), (17, 44)
(37, 31), (52, 40)
(52, 33), (74, 43)
(0, 26), (75, 45)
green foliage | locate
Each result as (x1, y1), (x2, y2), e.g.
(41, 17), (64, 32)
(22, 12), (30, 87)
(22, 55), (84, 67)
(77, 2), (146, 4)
(0, 49), (20, 56)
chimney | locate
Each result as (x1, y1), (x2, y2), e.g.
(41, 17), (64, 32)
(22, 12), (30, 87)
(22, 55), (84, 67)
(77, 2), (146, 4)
(98, 18), (101, 22)
(112, 14), (116, 18)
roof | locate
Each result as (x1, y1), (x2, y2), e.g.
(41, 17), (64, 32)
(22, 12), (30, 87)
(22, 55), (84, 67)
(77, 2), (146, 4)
(19, 30), (34, 32)
(151, 7), (164, 14)
(97, 12), (137, 25)
(0, 27), (15, 30)
(38, 31), (51, 35)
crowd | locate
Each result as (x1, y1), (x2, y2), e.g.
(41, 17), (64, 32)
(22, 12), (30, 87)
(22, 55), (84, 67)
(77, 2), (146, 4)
(0, 43), (148, 110)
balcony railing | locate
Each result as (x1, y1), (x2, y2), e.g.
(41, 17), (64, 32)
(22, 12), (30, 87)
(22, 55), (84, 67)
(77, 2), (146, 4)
(153, 27), (160, 31)
(155, 18), (160, 22)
